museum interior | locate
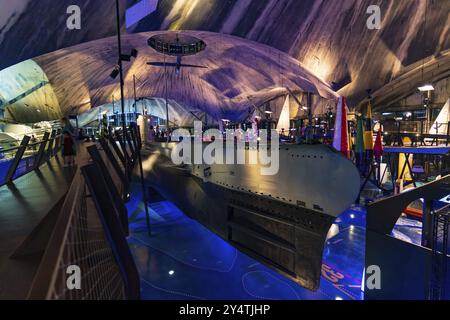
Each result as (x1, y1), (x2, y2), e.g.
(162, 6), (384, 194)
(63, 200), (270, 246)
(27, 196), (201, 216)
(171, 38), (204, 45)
(0, 0), (449, 301)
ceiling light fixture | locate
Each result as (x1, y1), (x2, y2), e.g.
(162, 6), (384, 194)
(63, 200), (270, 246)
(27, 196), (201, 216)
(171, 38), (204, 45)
(110, 65), (120, 79)
(418, 84), (434, 92)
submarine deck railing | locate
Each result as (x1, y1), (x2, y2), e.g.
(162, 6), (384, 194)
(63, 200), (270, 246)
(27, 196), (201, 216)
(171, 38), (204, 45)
(27, 127), (141, 300)
(0, 129), (62, 186)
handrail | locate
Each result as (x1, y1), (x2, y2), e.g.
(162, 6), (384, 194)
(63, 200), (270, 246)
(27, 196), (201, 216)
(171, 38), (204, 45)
(434, 203), (450, 215)
(1, 142), (41, 154)
(27, 169), (84, 299)
(27, 128), (142, 300)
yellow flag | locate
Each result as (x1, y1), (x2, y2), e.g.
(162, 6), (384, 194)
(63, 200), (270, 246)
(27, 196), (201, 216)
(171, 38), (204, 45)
(364, 102), (374, 150)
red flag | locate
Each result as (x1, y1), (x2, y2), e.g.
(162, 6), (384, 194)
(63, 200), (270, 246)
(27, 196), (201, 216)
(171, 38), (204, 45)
(333, 97), (350, 158)
(374, 130), (383, 160)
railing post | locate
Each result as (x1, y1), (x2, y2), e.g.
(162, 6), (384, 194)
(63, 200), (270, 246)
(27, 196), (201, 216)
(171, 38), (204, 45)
(124, 129), (136, 161)
(118, 130), (132, 161)
(99, 138), (128, 199)
(116, 131), (132, 176)
(422, 199), (434, 248)
(45, 130), (56, 162)
(53, 131), (61, 157)
(135, 125), (142, 150)
(129, 126), (139, 154)
(107, 134), (126, 166)
(5, 135), (31, 184)
(87, 145), (129, 236)
(447, 121), (450, 146)
(136, 135), (151, 236)
(34, 132), (51, 170)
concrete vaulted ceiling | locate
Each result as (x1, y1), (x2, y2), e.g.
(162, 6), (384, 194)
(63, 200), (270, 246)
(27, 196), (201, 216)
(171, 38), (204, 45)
(25, 31), (336, 123)
(369, 50), (450, 112)
(147, 0), (450, 110)
(0, 0), (449, 122)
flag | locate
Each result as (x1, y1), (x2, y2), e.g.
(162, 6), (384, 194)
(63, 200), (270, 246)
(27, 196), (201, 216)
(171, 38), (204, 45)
(374, 130), (383, 160)
(355, 116), (365, 172)
(355, 116), (365, 155)
(364, 102), (374, 151)
(333, 97), (350, 158)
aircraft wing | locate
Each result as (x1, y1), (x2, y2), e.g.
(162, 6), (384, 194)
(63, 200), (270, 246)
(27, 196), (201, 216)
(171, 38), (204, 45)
(147, 62), (178, 67)
(179, 64), (208, 69)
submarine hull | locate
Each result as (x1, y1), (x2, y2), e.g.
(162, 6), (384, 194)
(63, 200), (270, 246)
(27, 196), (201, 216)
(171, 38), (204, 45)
(142, 145), (351, 291)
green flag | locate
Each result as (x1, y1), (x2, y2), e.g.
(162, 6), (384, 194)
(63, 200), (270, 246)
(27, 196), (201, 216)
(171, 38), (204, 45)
(355, 116), (365, 154)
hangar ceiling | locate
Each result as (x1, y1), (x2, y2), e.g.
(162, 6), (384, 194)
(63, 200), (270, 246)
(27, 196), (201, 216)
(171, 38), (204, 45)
(141, 0), (450, 109)
(3, 31), (336, 123)
(0, 0), (449, 121)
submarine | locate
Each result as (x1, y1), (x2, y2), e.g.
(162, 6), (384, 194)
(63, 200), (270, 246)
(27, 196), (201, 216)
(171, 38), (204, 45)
(142, 139), (360, 291)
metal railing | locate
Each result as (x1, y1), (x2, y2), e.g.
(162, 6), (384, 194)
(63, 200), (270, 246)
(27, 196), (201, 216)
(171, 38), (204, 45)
(28, 171), (128, 300)
(429, 205), (449, 300)
(27, 126), (142, 300)
(0, 130), (62, 186)
(366, 175), (450, 299)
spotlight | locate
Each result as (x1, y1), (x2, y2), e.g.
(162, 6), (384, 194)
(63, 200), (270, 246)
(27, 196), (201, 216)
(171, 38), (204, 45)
(110, 65), (120, 79)
(418, 84), (434, 92)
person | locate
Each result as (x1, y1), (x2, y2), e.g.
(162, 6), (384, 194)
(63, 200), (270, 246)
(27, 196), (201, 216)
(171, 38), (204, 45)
(148, 125), (156, 142)
(77, 128), (85, 141)
(62, 131), (76, 167)
(30, 135), (37, 151)
(61, 117), (75, 135)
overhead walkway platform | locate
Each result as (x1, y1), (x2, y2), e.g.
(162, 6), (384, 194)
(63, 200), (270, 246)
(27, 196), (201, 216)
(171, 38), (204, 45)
(0, 125), (144, 300)
(0, 155), (75, 299)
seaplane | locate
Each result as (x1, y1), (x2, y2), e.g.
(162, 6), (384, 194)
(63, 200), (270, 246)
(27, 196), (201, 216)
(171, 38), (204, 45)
(147, 33), (208, 75)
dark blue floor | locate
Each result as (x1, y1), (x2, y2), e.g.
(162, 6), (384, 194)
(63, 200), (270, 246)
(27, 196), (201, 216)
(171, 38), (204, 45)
(126, 186), (365, 300)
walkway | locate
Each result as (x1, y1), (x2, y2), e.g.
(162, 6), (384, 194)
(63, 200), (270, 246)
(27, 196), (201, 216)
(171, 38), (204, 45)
(0, 155), (76, 299)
